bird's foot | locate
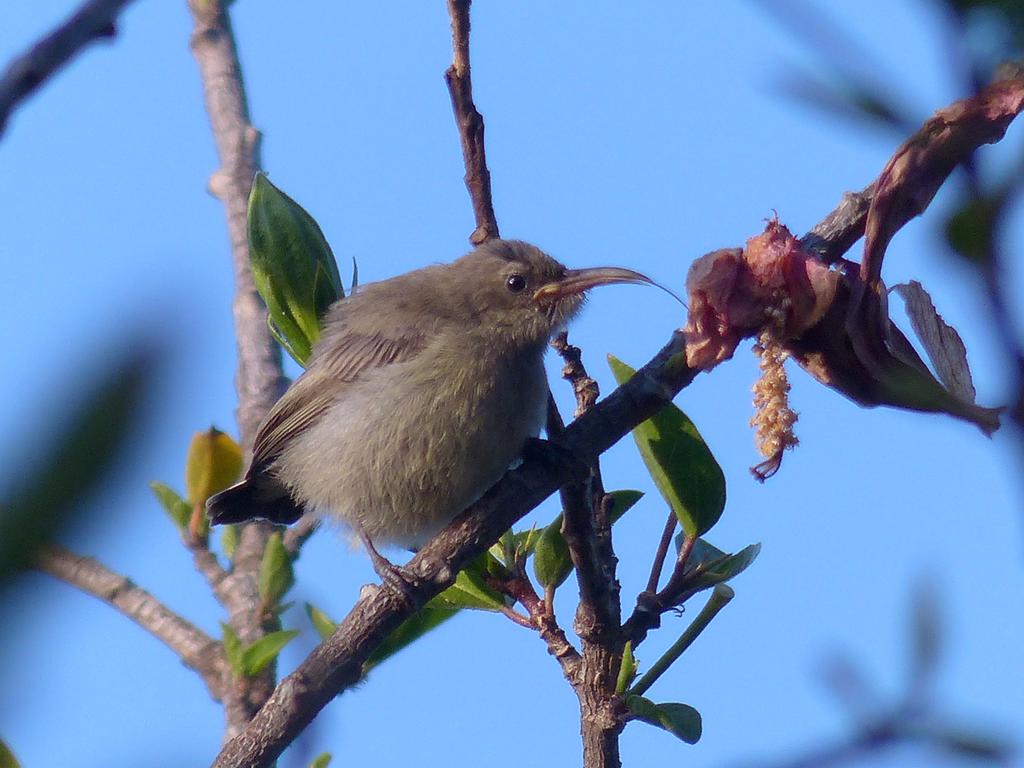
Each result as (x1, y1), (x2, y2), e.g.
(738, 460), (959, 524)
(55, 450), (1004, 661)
(358, 530), (421, 607)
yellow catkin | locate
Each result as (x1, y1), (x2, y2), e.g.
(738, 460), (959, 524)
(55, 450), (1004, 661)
(750, 329), (799, 480)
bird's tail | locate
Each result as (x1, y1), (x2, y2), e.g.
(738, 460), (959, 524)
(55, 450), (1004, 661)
(206, 475), (305, 526)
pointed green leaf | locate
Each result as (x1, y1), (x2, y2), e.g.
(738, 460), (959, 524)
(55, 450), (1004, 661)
(366, 601), (459, 669)
(308, 754), (332, 768)
(533, 514), (572, 590)
(220, 524), (239, 559)
(608, 489), (644, 523)
(682, 542), (761, 592)
(434, 565), (506, 611)
(609, 356), (726, 537)
(248, 173), (343, 367)
(258, 532), (294, 607)
(626, 695), (702, 744)
(149, 482), (191, 534)
(267, 316), (312, 367)
(221, 622), (243, 676)
(240, 629), (300, 676)
(305, 602), (338, 641)
(616, 641), (637, 694)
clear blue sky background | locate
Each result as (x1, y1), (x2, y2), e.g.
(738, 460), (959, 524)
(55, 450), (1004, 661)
(2, 2), (1022, 767)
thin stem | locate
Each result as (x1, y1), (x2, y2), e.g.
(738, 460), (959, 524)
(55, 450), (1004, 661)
(645, 510), (677, 594)
(36, 545), (226, 698)
(444, 0), (500, 244)
(628, 584), (734, 698)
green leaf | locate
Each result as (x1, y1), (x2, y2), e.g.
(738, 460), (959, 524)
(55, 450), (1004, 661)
(366, 601), (459, 669)
(267, 316), (312, 368)
(434, 565), (506, 612)
(220, 524), (239, 559)
(625, 695), (702, 744)
(149, 481), (191, 534)
(240, 629), (300, 676)
(533, 514), (572, 590)
(248, 173), (343, 366)
(221, 623), (243, 676)
(532, 491), (643, 593)
(682, 541), (761, 592)
(258, 532), (294, 607)
(308, 754), (332, 768)
(609, 355), (726, 537)
(608, 489), (645, 524)
(305, 602), (338, 641)
(616, 642), (637, 694)
(0, 349), (149, 584)
(0, 738), (20, 768)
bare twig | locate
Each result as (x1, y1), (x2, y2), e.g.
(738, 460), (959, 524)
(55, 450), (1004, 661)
(645, 510), (678, 595)
(552, 332), (601, 418)
(187, 0), (287, 738)
(212, 329), (699, 768)
(501, 571), (583, 683)
(444, 0), (500, 244)
(0, 0), (137, 138)
(283, 515), (321, 557)
(36, 544), (226, 698)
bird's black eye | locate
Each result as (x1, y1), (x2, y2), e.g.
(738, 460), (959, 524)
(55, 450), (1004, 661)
(506, 274), (527, 293)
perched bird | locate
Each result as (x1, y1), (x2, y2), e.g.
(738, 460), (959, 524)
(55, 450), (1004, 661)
(207, 239), (654, 568)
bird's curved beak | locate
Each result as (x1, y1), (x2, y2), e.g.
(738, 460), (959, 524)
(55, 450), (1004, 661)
(532, 266), (661, 301)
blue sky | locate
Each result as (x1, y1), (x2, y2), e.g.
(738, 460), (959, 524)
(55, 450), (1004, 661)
(1, 2), (1022, 767)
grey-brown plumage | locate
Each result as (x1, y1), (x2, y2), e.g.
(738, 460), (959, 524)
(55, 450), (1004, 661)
(207, 239), (655, 550)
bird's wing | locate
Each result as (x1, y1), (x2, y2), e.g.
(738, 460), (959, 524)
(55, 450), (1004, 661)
(250, 329), (428, 471)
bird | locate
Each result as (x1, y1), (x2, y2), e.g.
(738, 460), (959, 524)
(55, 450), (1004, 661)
(206, 239), (655, 574)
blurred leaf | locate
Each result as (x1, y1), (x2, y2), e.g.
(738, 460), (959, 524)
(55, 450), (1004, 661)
(308, 754), (332, 768)
(608, 490), (645, 524)
(305, 602), (338, 641)
(909, 577), (942, 692)
(240, 629), (299, 676)
(625, 695), (702, 744)
(936, 727), (1013, 762)
(248, 173), (343, 366)
(780, 71), (912, 133)
(184, 427), (243, 506)
(609, 356), (726, 537)
(258, 532), (294, 607)
(220, 524), (239, 560)
(616, 642), (637, 695)
(221, 623), (243, 676)
(0, 349), (150, 584)
(0, 739), (20, 768)
(945, 193), (1002, 265)
(366, 601), (459, 669)
(149, 482), (191, 535)
(893, 282), (978, 403)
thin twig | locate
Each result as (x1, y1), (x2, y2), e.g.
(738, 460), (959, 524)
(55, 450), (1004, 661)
(283, 515), (321, 557)
(552, 332), (601, 418)
(0, 0), (137, 138)
(187, 0), (287, 737)
(444, 0), (500, 244)
(645, 510), (678, 594)
(502, 572), (583, 683)
(36, 544), (226, 698)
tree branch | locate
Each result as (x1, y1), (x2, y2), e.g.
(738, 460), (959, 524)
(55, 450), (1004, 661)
(36, 544), (226, 699)
(212, 329), (699, 768)
(186, 0), (287, 738)
(0, 0), (137, 139)
(444, 0), (500, 245)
